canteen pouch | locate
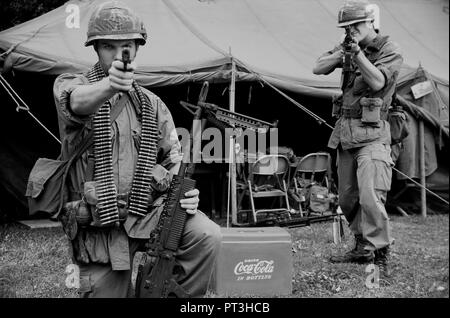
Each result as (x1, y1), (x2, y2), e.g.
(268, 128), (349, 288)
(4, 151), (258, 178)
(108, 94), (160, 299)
(388, 106), (409, 144)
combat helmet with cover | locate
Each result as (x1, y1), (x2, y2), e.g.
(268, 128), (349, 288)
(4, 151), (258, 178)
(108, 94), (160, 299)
(337, 1), (375, 28)
(85, 1), (147, 46)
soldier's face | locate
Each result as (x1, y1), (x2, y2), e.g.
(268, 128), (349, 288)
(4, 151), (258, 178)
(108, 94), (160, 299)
(95, 39), (138, 73)
(348, 21), (372, 44)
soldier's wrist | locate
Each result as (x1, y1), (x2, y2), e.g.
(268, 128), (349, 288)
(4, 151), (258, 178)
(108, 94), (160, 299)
(105, 76), (119, 94)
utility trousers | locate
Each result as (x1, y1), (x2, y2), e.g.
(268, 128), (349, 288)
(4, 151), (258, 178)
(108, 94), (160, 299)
(337, 143), (395, 250)
(77, 211), (221, 298)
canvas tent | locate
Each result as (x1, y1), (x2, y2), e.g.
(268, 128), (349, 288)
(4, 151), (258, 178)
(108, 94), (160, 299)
(0, 0), (448, 220)
(390, 64), (449, 214)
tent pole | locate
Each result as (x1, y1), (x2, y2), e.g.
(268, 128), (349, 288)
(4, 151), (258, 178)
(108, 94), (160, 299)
(418, 119), (427, 218)
(229, 53), (238, 226)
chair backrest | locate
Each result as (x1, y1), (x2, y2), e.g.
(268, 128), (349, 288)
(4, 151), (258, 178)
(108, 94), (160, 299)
(297, 152), (330, 173)
(251, 154), (289, 176)
(249, 155), (290, 187)
(295, 152), (331, 185)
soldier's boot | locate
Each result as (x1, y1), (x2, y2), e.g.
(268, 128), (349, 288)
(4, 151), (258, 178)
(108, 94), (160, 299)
(330, 234), (374, 264)
(374, 246), (392, 278)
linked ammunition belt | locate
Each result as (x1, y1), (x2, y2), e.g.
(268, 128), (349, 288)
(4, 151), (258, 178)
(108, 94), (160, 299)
(92, 97), (120, 225)
(127, 82), (158, 217)
(86, 63), (158, 225)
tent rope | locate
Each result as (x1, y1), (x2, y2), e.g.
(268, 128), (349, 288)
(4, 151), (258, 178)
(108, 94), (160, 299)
(232, 57), (449, 207)
(0, 74), (61, 144)
(232, 58), (334, 129)
(394, 168), (449, 205)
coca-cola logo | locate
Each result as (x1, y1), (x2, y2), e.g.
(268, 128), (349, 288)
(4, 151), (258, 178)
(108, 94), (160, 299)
(234, 259), (274, 275)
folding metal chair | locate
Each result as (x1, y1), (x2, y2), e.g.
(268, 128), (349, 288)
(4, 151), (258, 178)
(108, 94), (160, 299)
(292, 152), (333, 216)
(236, 154), (291, 225)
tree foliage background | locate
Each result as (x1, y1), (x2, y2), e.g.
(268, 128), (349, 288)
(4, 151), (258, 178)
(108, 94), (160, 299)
(0, 0), (68, 32)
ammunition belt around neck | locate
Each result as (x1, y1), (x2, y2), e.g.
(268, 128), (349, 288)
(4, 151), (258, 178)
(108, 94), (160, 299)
(86, 63), (158, 225)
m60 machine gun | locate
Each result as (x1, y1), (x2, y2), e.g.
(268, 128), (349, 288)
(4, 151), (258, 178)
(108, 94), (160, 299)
(180, 100), (276, 133)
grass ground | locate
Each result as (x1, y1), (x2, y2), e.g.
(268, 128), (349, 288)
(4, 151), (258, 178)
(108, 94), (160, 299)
(0, 214), (448, 298)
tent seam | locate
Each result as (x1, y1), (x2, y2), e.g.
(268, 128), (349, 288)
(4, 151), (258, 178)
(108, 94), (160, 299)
(161, 0), (230, 60)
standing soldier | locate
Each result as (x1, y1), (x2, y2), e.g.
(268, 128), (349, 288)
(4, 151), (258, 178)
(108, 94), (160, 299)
(53, 1), (221, 297)
(313, 1), (403, 277)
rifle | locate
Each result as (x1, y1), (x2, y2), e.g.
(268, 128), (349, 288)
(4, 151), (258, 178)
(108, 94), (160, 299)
(341, 26), (355, 90)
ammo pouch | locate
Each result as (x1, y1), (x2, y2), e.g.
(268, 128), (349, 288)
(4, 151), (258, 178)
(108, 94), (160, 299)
(59, 193), (128, 239)
(81, 181), (129, 228)
(360, 97), (383, 125)
(69, 164), (172, 229)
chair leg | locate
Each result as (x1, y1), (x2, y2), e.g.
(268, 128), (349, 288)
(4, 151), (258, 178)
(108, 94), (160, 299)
(283, 180), (291, 219)
(237, 188), (246, 212)
(248, 180), (257, 223)
(294, 178), (304, 217)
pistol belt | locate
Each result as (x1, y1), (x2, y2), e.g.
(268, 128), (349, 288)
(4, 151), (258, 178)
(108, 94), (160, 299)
(341, 107), (362, 119)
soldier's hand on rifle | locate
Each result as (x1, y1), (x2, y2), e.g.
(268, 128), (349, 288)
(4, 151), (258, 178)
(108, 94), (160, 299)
(331, 49), (345, 63)
(180, 189), (200, 215)
(108, 60), (137, 93)
(341, 38), (360, 55)
(347, 42), (361, 56)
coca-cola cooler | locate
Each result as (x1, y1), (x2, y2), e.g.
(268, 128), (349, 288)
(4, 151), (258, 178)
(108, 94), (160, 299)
(211, 227), (293, 297)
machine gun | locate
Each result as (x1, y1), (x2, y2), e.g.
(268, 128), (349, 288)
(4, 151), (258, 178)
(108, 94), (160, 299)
(135, 102), (203, 298)
(341, 26), (355, 90)
(134, 83), (223, 298)
(180, 100), (276, 133)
